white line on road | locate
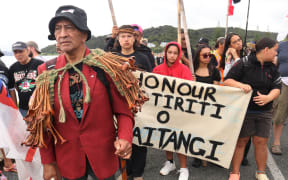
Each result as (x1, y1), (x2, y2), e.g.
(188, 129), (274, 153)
(266, 147), (286, 180)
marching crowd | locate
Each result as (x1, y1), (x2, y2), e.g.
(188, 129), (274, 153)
(0, 4), (287, 180)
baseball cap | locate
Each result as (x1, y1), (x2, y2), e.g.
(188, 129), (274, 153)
(27, 41), (41, 53)
(198, 37), (209, 45)
(48, 5), (91, 41)
(12, 42), (27, 51)
(131, 24), (143, 34)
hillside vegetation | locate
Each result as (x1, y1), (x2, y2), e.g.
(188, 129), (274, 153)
(41, 25), (277, 54)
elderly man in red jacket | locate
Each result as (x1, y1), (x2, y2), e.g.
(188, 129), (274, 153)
(38, 5), (134, 180)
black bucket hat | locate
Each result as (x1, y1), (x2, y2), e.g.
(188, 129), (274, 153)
(0, 49), (4, 57)
(48, 5), (91, 41)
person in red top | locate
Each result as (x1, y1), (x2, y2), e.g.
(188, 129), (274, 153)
(153, 42), (193, 80)
(153, 42), (193, 180)
(38, 5), (134, 180)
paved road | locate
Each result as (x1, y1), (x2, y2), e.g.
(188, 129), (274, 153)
(3, 125), (287, 180)
(140, 125), (287, 180)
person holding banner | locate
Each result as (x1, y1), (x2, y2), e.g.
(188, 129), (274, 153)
(192, 44), (221, 168)
(113, 24), (151, 180)
(221, 33), (252, 166)
(153, 42), (193, 180)
(224, 37), (281, 180)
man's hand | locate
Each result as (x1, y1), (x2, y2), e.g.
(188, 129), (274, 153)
(239, 83), (252, 93)
(112, 26), (119, 39)
(253, 91), (271, 106)
(114, 139), (132, 159)
(43, 163), (59, 180)
(180, 52), (191, 68)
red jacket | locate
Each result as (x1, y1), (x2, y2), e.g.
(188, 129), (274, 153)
(153, 42), (193, 80)
(38, 48), (134, 179)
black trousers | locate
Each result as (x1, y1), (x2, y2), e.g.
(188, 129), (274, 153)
(63, 158), (115, 180)
(126, 144), (147, 177)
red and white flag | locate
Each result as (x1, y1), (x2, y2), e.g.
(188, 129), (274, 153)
(0, 80), (43, 180)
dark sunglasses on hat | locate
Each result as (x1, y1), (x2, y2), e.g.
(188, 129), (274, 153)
(201, 53), (212, 58)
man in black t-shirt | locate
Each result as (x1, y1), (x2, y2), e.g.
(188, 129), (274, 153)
(114, 25), (151, 180)
(8, 41), (43, 117)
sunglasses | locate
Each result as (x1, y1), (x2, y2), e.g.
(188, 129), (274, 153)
(201, 53), (212, 58)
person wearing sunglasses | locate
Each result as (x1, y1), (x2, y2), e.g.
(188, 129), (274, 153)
(193, 44), (220, 85)
(191, 44), (221, 168)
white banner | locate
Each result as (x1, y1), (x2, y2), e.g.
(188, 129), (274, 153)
(132, 71), (252, 168)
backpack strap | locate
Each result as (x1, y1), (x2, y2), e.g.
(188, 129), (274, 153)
(45, 58), (57, 70)
(91, 66), (113, 110)
(242, 56), (249, 65)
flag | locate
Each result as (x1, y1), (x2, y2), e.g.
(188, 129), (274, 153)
(233, 0), (241, 3)
(0, 80), (43, 180)
(228, 0), (234, 16)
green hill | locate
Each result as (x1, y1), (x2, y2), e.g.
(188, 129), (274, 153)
(41, 25), (277, 54)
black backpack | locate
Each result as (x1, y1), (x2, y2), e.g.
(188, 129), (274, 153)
(45, 58), (113, 108)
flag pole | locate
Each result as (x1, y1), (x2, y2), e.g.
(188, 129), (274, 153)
(180, 0), (194, 74)
(107, 3), (126, 179)
(108, 0), (117, 26)
(225, 0), (230, 37)
(177, 0), (182, 44)
(243, 0), (251, 49)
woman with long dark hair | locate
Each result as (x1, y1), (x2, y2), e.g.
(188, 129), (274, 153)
(221, 33), (245, 77)
(193, 44), (220, 85)
(191, 44), (220, 168)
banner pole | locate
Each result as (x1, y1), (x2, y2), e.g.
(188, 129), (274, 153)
(225, 0), (229, 37)
(108, 0), (117, 26)
(177, 0), (182, 44)
(180, 0), (194, 74)
(243, 0), (251, 50)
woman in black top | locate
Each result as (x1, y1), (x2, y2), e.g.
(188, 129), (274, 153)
(193, 44), (220, 85)
(192, 44), (220, 168)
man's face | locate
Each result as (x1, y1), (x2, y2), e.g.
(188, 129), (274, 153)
(181, 33), (187, 49)
(118, 32), (135, 50)
(54, 19), (87, 54)
(13, 49), (30, 65)
(265, 44), (278, 62)
(27, 46), (33, 57)
(134, 31), (142, 43)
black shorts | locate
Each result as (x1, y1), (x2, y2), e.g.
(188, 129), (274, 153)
(239, 110), (272, 138)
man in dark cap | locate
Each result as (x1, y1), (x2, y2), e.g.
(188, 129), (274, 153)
(197, 37), (209, 47)
(37, 5), (134, 180)
(8, 41), (43, 117)
(27, 41), (46, 61)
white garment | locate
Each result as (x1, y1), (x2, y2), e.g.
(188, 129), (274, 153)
(224, 57), (241, 77)
(34, 55), (46, 61)
(281, 77), (288, 86)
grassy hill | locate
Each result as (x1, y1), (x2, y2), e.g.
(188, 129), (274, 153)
(41, 25), (277, 54)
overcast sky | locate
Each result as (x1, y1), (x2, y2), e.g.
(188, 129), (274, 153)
(1, 0), (287, 51)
